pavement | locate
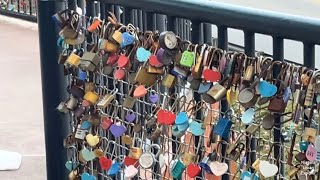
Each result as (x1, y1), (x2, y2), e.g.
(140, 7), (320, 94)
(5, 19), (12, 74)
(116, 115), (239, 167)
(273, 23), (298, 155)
(0, 15), (46, 180)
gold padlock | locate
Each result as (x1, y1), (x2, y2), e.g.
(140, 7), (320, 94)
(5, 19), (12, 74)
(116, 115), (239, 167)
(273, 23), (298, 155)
(68, 170), (79, 180)
(252, 158), (260, 171)
(104, 40), (119, 53)
(147, 65), (164, 74)
(207, 83), (227, 102)
(304, 127), (317, 142)
(182, 152), (197, 166)
(111, 29), (123, 44)
(301, 70), (313, 86)
(85, 82), (96, 92)
(129, 147), (142, 159)
(288, 167), (300, 177)
(135, 67), (158, 86)
(162, 74), (175, 88)
(65, 52), (81, 67)
(83, 91), (99, 104)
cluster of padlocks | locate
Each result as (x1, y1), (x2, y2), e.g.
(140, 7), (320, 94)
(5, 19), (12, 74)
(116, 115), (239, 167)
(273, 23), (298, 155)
(53, 9), (320, 180)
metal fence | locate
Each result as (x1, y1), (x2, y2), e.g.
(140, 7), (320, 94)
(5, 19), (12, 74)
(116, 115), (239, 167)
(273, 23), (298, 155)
(0, 0), (37, 22)
(34, 0), (320, 180)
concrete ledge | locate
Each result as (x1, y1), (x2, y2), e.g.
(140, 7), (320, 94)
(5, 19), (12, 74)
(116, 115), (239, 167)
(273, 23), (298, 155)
(0, 9), (37, 23)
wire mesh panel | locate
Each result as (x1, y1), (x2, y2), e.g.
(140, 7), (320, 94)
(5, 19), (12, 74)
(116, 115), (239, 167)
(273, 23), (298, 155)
(51, 4), (320, 180)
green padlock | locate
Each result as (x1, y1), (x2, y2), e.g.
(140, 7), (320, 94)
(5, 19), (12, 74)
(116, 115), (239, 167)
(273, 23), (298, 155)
(171, 159), (186, 179)
(300, 141), (309, 151)
(180, 44), (197, 68)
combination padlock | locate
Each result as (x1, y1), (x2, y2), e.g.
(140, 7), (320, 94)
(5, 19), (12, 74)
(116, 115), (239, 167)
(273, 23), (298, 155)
(138, 144), (161, 169)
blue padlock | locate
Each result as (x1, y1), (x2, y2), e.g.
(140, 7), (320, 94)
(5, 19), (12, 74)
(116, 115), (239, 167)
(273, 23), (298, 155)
(79, 69), (87, 81)
(300, 141), (309, 152)
(172, 125), (187, 138)
(107, 162), (122, 177)
(121, 32), (135, 48)
(198, 82), (212, 94)
(199, 156), (213, 174)
(213, 117), (232, 139)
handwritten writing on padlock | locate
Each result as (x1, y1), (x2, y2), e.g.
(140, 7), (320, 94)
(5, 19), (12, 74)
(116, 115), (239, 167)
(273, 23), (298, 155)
(139, 144), (161, 169)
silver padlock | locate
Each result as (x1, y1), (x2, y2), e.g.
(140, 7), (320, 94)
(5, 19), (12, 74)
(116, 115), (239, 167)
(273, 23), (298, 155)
(66, 96), (78, 110)
(139, 144), (161, 169)
(75, 125), (86, 140)
(56, 101), (68, 113)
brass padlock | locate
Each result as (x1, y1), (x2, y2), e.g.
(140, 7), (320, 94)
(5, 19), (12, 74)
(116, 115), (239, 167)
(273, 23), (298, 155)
(243, 57), (255, 83)
(83, 91), (99, 104)
(301, 70), (313, 86)
(65, 51), (81, 67)
(162, 74), (176, 88)
(288, 167), (300, 178)
(60, 25), (78, 39)
(245, 123), (259, 135)
(207, 77), (228, 102)
(84, 82), (96, 92)
(80, 45), (100, 72)
(304, 127), (317, 141)
(104, 40), (119, 53)
(111, 27), (124, 44)
(135, 67), (158, 86)
(252, 158), (260, 171)
(182, 152), (197, 166)
(147, 65), (164, 74)
(228, 142), (245, 161)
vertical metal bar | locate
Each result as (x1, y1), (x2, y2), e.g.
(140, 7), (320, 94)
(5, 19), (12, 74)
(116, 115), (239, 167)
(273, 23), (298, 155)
(303, 43), (315, 69)
(94, 1), (100, 17)
(37, 0), (69, 180)
(77, 0), (84, 13)
(192, 21), (203, 180)
(167, 16), (178, 33)
(156, 14), (166, 32)
(244, 31), (256, 173)
(203, 23), (212, 45)
(17, 0), (20, 12)
(217, 25), (229, 180)
(145, 12), (155, 30)
(138, 10), (143, 30)
(272, 36), (284, 179)
(100, 2), (105, 20)
(124, 8), (133, 25)
(29, 0), (32, 15)
(85, 0), (94, 44)
(67, 0), (76, 10)
(114, 5), (121, 22)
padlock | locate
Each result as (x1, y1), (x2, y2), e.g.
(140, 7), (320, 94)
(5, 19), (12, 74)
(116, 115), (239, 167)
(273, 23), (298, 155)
(97, 89), (118, 109)
(213, 117), (232, 139)
(104, 40), (119, 53)
(121, 31), (135, 48)
(304, 127), (317, 142)
(170, 159), (186, 179)
(301, 70), (313, 86)
(243, 57), (255, 84)
(57, 101), (68, 113)
(182, 152), (197, 166)
(295, 152), (307, 162)
(83, 91), (99, 104)
(192, 44), (207, 78)
(88, 18), (101, 32)
(180, 44), (196, 68)
(147, 64), (164, 74)
(306, 144), (317, 161)
(58, 49), (69, 64)
(80, 46), (100, 72)
(84, 82), (95, 92)
(171, 65), (188, 80)
(65, 51), (81, 67)
(135, 66), (158, 86)
(228, 142), (245, 161)
(162, 73), (175, 88)
(107, 157), (123, 177)
(66, 96), (78, 110)
(199, 155), (213, 174)
(69, 85), (85, 99)
(288, 167), (300, 178)
(123, 96), (136, 109)
(60, 25), (78, 39)
(111, 27), (125, 44)
(268, 96), (286, 113)
(129, 138), (143, 159)
(252, 158), (260, 171)
(300, 141), (309, 151)
(51, 10), (69, 28)
(75, 124), (86, 140)
(314, 72), (320, 94)
(207, 77), (228, 102)
(139, 144), (161, 169)
(245, 123), (259, 135)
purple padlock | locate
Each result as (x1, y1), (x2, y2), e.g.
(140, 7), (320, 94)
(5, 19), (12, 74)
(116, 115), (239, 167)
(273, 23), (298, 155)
(156, 48), (165, 63)
(149, 93), (159, 104)
(125, 113), (136, 123)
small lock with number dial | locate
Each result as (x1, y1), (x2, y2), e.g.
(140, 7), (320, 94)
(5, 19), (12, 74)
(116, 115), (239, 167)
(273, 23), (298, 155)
(80, 45), (100, 72)
(75, 124), (86, 140)
(83, 91), (99, 105)
(139, 144), (161, 169)
(180, 44), (196, 68)
(97, 89), (118, 109)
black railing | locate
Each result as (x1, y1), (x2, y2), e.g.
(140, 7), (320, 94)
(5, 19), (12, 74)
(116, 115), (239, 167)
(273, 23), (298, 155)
(35, 0), (320, 180)
(0, 0), (37, 22)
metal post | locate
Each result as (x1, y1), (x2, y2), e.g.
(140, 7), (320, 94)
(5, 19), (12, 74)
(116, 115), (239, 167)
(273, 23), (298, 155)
(67, 0), (76, 10)
(37, 1), (69, 180)
(203, 23), (212, 45)
(156, 14), (166, 32)
(244, 31), (256, 173)
(218, 25), (229, 180)
(303, 43), (315, 69)
(272, 36), (284, 179)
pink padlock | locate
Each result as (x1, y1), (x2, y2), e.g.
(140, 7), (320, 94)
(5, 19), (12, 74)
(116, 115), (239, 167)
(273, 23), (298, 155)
(124, 165), (138, 178)
(306, 144), (317, 161)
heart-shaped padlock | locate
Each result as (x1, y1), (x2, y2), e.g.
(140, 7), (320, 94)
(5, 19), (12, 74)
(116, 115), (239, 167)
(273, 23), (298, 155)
(109, 124), (127, 138)
(81, 173), (96, 180)
(186, 163), (201, 178)
(117, 55), (129, 68)
(149, 54), (163, 67)
(121, 32), (135, 48)
(149, 92), (159, 103)
(136, 47), (151, 62)
(258, 80), (278, 98)
(190, 121), (205, 136)
(306, 144), (317, 161)
(125, 112), (136, 123)
(114, 68), (126, 80)
(157, 109), (176, 125)
(124, 165), (138, 178)
(99, 156), (112, 170)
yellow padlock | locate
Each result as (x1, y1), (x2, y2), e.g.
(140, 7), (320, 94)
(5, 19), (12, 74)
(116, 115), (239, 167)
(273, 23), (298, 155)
(83, 91), (99, 104)
(104, 40), (119, 53)
(65, 53), (81, 67)
(111, 30), (123, 44)
(162, 74), (175, 88)
(252, 158), (260, 171)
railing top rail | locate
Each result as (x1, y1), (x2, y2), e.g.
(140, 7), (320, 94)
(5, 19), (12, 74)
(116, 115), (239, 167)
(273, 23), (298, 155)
(101, 0), (320, 44)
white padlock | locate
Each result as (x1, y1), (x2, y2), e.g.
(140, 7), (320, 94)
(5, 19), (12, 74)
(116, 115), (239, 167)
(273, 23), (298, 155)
(139, 144), (161, 169)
